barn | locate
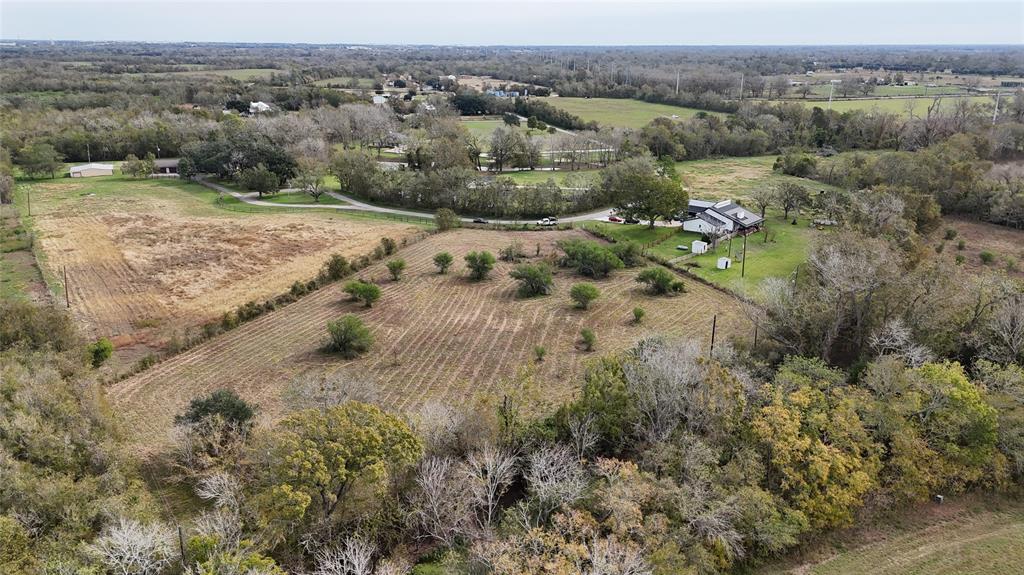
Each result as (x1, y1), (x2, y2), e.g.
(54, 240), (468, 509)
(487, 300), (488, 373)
(69, 163), (114, 178)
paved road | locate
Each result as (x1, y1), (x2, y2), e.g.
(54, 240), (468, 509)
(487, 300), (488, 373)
(198, 177), (614, 224)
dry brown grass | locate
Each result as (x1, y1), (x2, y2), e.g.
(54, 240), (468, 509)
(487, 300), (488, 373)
(111, 228), (751, 456)
(939, 217), (1024, 279)
(22, 178), (421, 354)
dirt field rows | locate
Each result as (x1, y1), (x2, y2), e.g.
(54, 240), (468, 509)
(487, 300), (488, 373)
(20, 178), (421, 354)
(111, 228), (750, 455)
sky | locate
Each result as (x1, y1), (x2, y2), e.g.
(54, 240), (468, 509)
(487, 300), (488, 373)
(1, 0), (1022, 46)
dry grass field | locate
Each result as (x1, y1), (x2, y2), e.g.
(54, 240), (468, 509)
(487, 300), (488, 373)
(758, 495), (1024, 575)
(111, 228), (750, 456)
(17, 177), (421, 357)
(938, 217), (1024, 279)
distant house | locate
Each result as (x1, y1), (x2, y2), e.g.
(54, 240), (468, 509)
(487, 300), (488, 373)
(372, 95), (387, 105)
(249, 101), (271, 114)
(152, 158), (179, 176)
(69, 163), (114, 178)
(681, 199), (764, 236)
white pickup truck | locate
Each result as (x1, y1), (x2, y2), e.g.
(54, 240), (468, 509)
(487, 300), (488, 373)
(536, 217), (559, 226)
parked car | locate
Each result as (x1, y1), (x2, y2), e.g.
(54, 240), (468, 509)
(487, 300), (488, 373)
(472, 217), (489, 224)
(624, 217), (640, 224)
(537, 217), (558, 226)
(608, 216), (623, 223)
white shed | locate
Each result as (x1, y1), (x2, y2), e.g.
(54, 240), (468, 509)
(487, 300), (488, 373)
(69, 163), (114, 178)
(691, 240), (709, 254)
(717, 257), (732, 270)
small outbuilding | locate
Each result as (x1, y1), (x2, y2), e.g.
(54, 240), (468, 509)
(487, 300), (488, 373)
(717, 257), (732, 270)
(691, 240), (709, 255)
(153, 158), (179, 175)
(69, 163), (114, 178)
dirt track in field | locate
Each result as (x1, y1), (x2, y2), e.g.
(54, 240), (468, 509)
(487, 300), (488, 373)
(111, 228), (750, 456)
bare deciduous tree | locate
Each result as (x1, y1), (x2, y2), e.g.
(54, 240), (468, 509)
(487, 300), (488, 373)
(410, 456), (472, 547)
(87, 518), (175, 575)
(462, 444), (518, 529)
(869, 318), (935, 367)
(525, 445), (587, 521)
(623, 338), (705, 443)
(314, 537), (376, 575)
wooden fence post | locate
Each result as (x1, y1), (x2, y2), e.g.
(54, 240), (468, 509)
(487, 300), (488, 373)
(709, 313), (717, 357)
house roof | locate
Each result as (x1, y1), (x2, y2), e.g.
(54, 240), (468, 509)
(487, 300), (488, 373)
(154, 158), (179, 168)
(687, 198), (764, 229)
(69, 163), (114, 172)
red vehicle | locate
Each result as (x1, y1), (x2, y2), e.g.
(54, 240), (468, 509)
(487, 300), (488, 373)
(608, 216), (624, 223)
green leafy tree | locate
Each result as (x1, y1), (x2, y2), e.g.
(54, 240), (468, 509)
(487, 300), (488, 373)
(325, 315), (374, 358)
(774, 181), (811, 220)
(16, 142), (64, 179)
(601, 156), (688, 228)
(87, 337), (113, 368)
(510, 262), (553, 297)
(289, 157), (328, 202)
(175, 389), (256, 429)
(256, 402), (422, 531)
(330, 149), (383, 197)
(434, 208), (460, 231)
(558, 239), (624, 278)
(121, 154), (149, 178)
(636, 267), (683, 295)
(465, 250), (496, 281)
(579, 328), (596, 351)
(570, 283), (600, 309)
(238, 163), (279, 197)
(177, 156), (197, 180)
(343, 280), (381, 307)
(433, 252), (454, 274)
(752, 359), (881, 529)
(632, 307), (645, 323)
(321, 254), (351, 281)
(609, 242), (643, 268)
(386, 259), (406, 281)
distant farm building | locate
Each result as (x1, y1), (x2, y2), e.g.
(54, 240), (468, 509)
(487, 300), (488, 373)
(681, 199), (764, 236)
(153, 158), (180, 176)
(372, 95), (388, 105)
(69, 163), (114, 178)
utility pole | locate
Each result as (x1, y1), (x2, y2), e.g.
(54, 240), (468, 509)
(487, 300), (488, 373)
(992, 92), (1002, 125)
(741, 233), (748, 277)
(709, 314), (718, 357)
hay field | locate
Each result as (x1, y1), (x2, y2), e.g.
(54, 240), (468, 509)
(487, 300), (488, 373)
(546, 97), (723, 128)
(16, 177), (420, 354)
(111, 228), (750, 456)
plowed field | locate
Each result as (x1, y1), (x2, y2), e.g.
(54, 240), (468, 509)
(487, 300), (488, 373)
(111, 228), (750, 455)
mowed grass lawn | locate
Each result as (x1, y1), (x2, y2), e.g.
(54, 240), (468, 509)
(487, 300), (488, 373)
(787, 95), (992, 116)
(460, 119), (554, 143)
(584, 212), (822, 296)
(547, 97), (723, 129)
(311, 76), (376, 88)
(758, 495), (1024, 575)
(684, 215), (821, 295)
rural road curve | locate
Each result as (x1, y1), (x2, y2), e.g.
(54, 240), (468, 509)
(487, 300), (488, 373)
(197, 177), (614, 224)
